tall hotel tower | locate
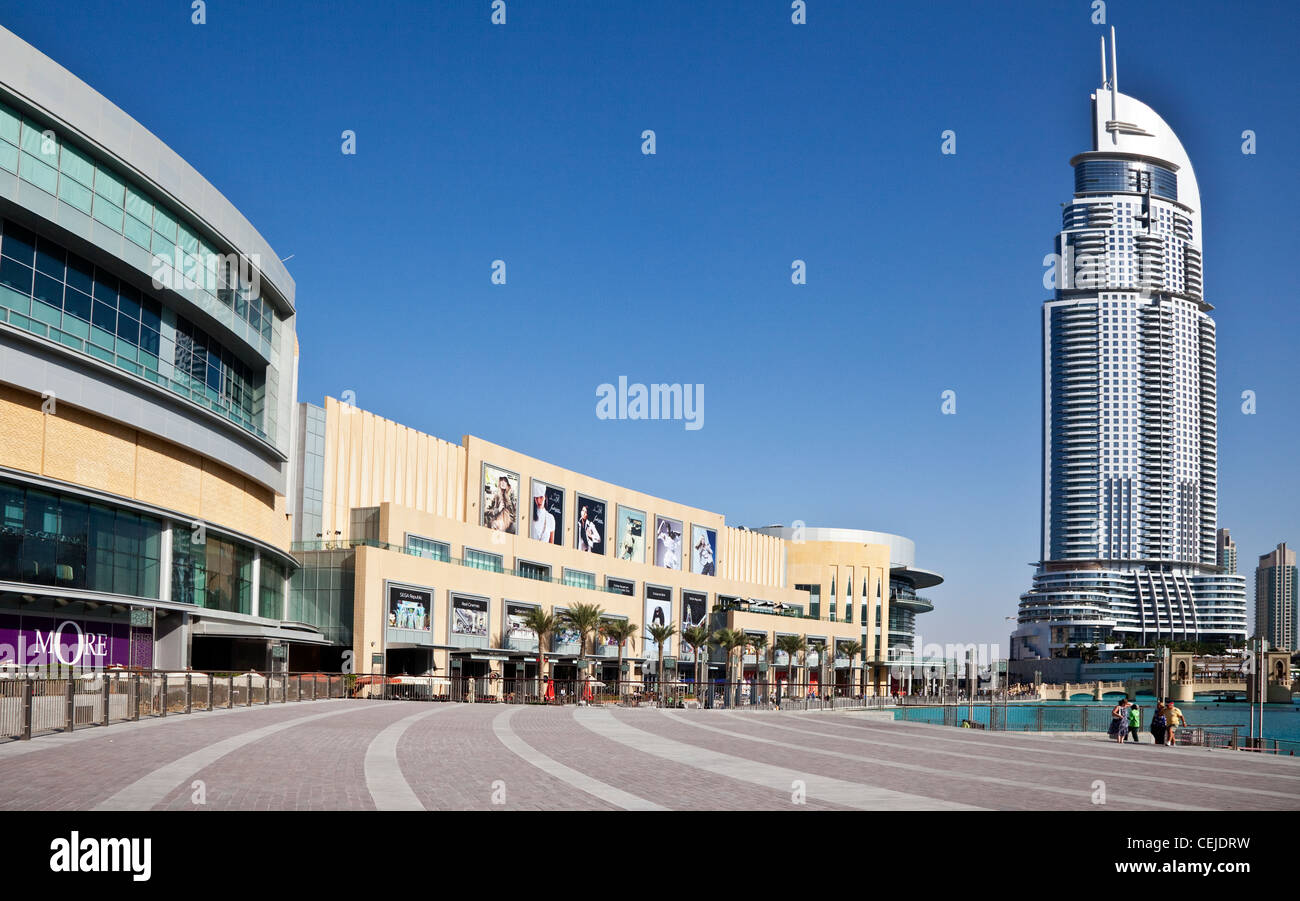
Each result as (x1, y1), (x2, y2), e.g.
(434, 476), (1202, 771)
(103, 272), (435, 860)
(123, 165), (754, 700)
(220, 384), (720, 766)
(1011, 31), (1248, 660)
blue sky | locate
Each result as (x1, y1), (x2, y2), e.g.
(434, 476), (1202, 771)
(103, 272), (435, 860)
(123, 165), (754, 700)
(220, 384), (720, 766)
(2, 0), (1296, 649)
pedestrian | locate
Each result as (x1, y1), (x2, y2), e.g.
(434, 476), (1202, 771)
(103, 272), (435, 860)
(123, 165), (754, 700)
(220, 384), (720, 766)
(1108, 698), (1129, 742)
(1149, 702), (1168, 745)
(1163, 698), (1185, 747)
(1126, 703), (1141, 742)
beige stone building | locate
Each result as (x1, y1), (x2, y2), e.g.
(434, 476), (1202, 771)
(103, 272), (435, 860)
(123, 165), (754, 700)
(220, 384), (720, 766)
(290, 398), (944, 698)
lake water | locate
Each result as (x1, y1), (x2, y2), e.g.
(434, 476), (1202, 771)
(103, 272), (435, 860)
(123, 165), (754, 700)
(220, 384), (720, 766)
(894, 696), (1300, 746)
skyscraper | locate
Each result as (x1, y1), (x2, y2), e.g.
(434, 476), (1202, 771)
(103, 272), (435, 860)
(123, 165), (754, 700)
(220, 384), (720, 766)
(1255, 543), (1297, 651)
(1011, 30), (1248, 660)
(1217, 528), (1238, 575)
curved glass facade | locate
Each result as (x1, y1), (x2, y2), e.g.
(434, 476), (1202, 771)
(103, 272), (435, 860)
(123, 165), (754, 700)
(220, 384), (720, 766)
(0, 100), (276, 351)
(171, 533), (255, 615)
(0, 477), (162, 598)
(1074, 158), (1177, 201)
(0, 218), (265, 437)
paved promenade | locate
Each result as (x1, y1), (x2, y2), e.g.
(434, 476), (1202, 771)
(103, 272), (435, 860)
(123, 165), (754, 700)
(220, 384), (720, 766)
(1, 700), (1297, 811)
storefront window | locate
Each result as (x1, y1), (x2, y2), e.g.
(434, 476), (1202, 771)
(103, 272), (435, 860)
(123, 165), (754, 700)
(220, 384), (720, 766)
(0, 478), (160, 597)
(171, 530), (253, 614)
(260, 559), (285, 620)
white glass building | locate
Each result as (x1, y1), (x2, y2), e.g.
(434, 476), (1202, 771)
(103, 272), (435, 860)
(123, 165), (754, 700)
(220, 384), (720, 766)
(1012, 33), (1248, 660)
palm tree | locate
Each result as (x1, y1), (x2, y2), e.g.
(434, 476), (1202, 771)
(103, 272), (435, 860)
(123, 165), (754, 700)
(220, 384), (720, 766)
(646, 622), (678, 705)
(603, 619), (638, 698)
(681, 625), (712, 701)
(775, 634), (806, 701)
(710, 628), (744, 707)
(838, 640), (863, 697)
(520, 608), (558, 699)
(567, 602), (605, 691)
(749, 632), (769, 704)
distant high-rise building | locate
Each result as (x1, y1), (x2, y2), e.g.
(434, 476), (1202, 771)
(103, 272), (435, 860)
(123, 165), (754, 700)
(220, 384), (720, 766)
(1217, 528), (1238, 574)
(1011, 31), (1248, 661)
(1255, 543), (1297, 650)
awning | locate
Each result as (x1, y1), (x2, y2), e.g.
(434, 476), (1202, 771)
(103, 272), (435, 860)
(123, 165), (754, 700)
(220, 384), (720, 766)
(190, 620), (331, 646)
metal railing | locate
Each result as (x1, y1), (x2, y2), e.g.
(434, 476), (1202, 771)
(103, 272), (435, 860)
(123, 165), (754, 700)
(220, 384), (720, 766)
(0, 669), (348, 742)
(890, 702), (1300, 755)
(348, 676), (898, 710)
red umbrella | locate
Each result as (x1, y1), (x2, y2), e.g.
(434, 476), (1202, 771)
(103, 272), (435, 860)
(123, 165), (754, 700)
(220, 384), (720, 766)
(583, 680), (593, 702)
(545, 679), (555, 701)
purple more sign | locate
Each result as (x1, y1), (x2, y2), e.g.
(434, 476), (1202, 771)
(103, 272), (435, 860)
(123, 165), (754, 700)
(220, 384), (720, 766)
(0, 613), (135, 668)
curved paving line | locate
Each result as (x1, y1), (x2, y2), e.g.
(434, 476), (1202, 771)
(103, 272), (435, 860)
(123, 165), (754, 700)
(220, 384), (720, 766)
(0, 701), (332, 762)
(660, 710), (1206, 811)
(725, 712), (1300, 804)
(577, 708), (978, 811)
(365, 706), (453, 810)
(825, 713), (1300, 781)
(490, 707), (664, 810)
(93, 702), (406, 811)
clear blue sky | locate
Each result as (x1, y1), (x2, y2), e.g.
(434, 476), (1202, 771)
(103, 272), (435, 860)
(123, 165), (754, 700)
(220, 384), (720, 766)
(3, 0), (1296, 651)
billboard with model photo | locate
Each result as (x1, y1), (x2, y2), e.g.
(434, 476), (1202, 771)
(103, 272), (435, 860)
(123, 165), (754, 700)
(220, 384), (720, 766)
(575, 495), (606, 554)
(644, 585), (673, 657)
(529, 480), (563, 545)
(482, 464), (520, 534)
(615, 505), (646, 563)
(654, 516), (682, 570)
(690, 525), (717, 576)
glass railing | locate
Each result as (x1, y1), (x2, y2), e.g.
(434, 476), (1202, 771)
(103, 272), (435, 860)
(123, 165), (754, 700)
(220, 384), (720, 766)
(290, 538), (628, 594)
(716, 601), (817, 621)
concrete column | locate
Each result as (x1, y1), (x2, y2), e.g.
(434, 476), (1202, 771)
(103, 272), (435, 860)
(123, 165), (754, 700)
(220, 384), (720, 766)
(281, 571), (291, 623)
(159, 520), (173, 603)
(250, 550), (261, 618)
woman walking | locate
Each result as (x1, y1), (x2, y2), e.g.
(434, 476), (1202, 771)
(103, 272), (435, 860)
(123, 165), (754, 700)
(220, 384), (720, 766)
(1149, 702), (1168, 745)
(1108, 698), (1130, 743)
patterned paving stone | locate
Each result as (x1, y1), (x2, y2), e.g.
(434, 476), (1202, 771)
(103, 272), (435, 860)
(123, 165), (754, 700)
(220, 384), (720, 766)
(1, 701), (1296, 811)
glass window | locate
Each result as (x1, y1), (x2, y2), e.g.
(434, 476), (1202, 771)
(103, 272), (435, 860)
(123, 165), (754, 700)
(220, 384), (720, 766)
(0, 256), (32, 294)
(93, 167), (125, 207)
(59, 144), (96, 187)
(152, 208), (177, 241)
(63, 288), (91, 322)
(19, 153), (58, 194)
(517, 560), (550, 581)
(562, 569), (595, 590)
(0, 479), (160, 597)
(260, 559), (285, 620)
(19, 119), (48, 155)
(123, 215), (151, 249)
(2, 218), (267, 440)
(124, 187), (153, 226)
(405, 534), (449, 562)
(0, 103), (19, 145)
(58, 176), (94, 214)
(464, 548), (503, 573)
(1, 220), (36, 264)
(34, 238), (65, 279)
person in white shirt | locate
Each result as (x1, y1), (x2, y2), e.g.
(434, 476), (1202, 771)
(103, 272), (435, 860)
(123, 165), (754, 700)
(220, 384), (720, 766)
(530, 483), (555, 543)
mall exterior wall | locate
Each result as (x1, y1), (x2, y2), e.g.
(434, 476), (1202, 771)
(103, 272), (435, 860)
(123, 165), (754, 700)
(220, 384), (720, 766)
(293, 398), (939, 696)
(0, 26), (307, 674)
